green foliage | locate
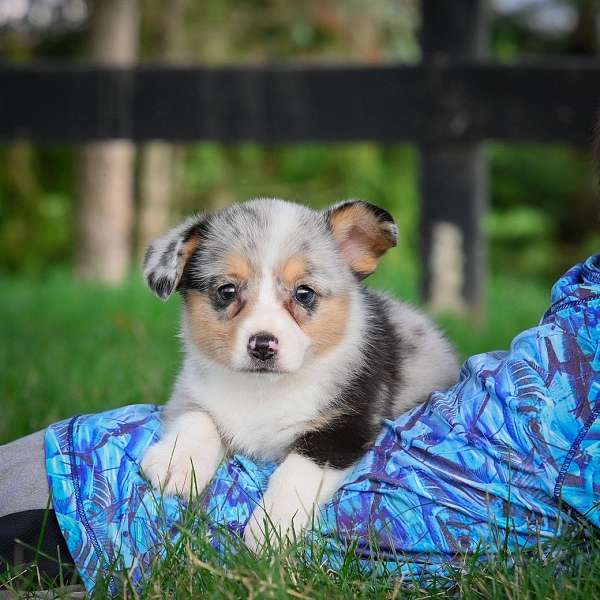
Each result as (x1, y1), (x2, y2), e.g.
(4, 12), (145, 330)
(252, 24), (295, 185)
(0, 145), (75, 273)
(1, 138), (596, 288)
(489, 143), (598, 280)
(149, 0), (420, 63)
(120, 516), (600, 599)
(485, 206), (556, 281)
(183, 143), (420, 271)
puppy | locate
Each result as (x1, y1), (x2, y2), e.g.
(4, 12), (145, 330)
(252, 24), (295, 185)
(140, 198), (459, 551)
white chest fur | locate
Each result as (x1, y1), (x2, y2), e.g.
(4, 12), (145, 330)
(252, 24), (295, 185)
(176, 356), (335, 460)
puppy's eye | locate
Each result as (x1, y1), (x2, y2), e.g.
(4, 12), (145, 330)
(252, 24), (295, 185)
(217, 284), (237, 302)
(294, 285), (316, 306)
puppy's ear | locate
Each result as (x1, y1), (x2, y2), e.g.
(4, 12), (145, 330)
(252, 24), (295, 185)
(326, 200), (397, 279)
(143, 214), (206, 300)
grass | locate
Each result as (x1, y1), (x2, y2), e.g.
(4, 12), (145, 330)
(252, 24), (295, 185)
(1, 262), (597, 598)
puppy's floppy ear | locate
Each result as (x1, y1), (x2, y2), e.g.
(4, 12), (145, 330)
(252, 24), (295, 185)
(325, 200), (397, 279)
(143, 214), (206, 300)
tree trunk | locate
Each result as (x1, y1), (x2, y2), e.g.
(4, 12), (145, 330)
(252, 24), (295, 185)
(75, 0), (139, 283)
(138, 142), (176, 252)
(137, 0), (188, 256)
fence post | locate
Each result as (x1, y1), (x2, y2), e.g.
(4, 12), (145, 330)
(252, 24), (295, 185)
(418, 0), (489, 317)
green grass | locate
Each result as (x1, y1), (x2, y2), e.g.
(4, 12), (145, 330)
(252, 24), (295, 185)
(1, 265), (598, 598)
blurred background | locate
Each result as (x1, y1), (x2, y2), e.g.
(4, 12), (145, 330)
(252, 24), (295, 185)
(0, 0), (599, 440)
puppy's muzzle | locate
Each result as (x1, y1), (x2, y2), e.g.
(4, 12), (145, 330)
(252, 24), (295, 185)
(247, 332), (279, 361)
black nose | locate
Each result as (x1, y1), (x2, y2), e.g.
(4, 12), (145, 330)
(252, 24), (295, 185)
(248, 332), (279, 361)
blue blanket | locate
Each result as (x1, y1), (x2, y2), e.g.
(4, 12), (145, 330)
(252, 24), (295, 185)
(45, 255), (600, 593)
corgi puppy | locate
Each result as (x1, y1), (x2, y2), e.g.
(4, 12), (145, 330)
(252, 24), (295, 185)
(141, 198), (459, 551)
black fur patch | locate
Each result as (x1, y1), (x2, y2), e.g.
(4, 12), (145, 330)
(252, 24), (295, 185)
(147, 272), (176, 300)
(292, 288), (403, 469)
(178, 218), (212, 294)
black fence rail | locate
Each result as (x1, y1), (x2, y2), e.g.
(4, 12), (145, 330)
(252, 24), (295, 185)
(1, 0), (599, 314)
(1, 61), (600, 143)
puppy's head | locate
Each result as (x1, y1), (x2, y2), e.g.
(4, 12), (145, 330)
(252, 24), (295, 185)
(144, 198), (397, 374)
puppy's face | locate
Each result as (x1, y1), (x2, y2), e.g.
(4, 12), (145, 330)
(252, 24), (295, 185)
(144, 199), (397, 374)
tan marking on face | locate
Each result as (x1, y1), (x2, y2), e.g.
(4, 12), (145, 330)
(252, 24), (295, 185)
(279, 255), (308, 288)
(303, 294), (349, 358)
(329, 203), (395, 277)
(185, 291), (244, 366)
(225, 253), (251, 281)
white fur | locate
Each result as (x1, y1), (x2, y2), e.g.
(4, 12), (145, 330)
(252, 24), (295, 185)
(376, 291), (459, 414)
(243, 453), (349, 552)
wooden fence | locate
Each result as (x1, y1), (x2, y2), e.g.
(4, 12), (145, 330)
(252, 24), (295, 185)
(1, 0), (599, 312)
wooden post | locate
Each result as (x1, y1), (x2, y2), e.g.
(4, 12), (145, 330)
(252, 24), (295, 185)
(418, 0), (489, 316)
(75, 0), (139, 283)
(137, 0), (189, 257)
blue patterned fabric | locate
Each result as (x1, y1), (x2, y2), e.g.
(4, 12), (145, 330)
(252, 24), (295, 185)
(45, 255), (600, 593)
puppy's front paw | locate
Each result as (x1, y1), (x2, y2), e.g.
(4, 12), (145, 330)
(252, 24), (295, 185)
(243, 507), (271, 553)
(243, 454), (348, 553)
(243, 501), (310, 553)
(243, 508), (291, 553)
(141, 438), (214, 497)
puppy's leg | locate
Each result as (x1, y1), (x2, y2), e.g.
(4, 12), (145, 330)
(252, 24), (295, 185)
(244, 453), (348, 552)
(141, 410), (223, 497)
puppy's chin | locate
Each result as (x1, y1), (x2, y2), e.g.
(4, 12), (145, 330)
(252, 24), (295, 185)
(237, 361), (289, 376)
(240, 368), (287, 377)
